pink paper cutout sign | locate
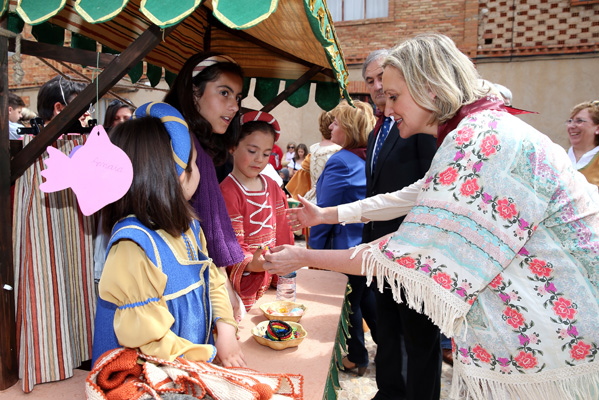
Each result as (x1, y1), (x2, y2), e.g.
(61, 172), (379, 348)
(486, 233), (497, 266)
(39, 125), (133, 216)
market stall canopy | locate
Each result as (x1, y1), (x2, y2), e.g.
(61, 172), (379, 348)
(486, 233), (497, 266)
(2, 0), (350, 110)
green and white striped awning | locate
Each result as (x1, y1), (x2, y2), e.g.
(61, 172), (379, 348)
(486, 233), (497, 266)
(2, 0), (350, 109)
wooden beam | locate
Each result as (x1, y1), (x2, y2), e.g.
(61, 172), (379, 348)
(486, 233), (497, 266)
(10, 24), (175, 183)
(0, 16), (19, 391)
(261, 65), (324, 113)
(8, 38), (116, 69)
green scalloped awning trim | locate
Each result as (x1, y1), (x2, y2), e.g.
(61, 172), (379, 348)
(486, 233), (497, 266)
(74, 0), (129, 24)
(242, 77), (251, 100)
(315, 81), (340, 111)
(16, 0), (66, 25)
(139, 0), (202, 28)
(284, 79), (310, 108)
(254, 77), (279, 106)
(7, 12), (25, 34)
(212, 0), (278, 30)
(165, 70), (177, 87)
(31, 21), (64, 46)
(71, 32), (96, 51)
(128, 61), (143, 84)
(0, 0), (8, 18)
(146, 63), (162, 87)
(303, 0), (351, 105)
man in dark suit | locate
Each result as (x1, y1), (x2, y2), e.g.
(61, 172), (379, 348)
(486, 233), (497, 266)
(362, 50), (441, 400)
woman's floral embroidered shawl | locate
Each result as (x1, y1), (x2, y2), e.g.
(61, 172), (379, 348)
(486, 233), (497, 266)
(359, 108), (599, 399)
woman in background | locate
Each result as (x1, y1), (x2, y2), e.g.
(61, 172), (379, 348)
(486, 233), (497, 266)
(309, 100), (377, 376)
(103, 99), (135, 132)
(566, 100), (599, 186)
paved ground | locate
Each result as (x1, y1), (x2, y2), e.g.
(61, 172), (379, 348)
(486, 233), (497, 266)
(336, 331), (453, 399)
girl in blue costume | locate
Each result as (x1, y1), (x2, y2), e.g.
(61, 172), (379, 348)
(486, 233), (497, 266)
(92, 103), (245, 368)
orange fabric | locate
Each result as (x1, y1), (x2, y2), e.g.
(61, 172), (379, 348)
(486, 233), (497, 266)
(286, 154), (312, 200)
(86, 348), (304, 400)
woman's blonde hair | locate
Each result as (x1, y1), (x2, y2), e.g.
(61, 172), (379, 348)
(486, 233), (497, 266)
(330, 100), (375, 149)
(383, 33), (486, 124)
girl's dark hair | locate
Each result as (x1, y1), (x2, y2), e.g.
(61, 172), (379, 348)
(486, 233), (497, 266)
(101, 117), (196, 237)
(236, 121), (277, 146)
(163, 52), (244, 166)
(103, 99), (136, 132)
(293, 143), (308, 162)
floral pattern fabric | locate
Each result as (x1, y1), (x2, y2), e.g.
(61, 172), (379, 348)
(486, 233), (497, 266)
(360, 109), (599, 399)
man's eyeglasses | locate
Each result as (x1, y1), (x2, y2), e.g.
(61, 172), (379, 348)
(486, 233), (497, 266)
(566, 118), (588, 126)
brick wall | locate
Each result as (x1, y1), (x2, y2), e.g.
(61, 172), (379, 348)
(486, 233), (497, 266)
(333, 0), (599, 66)
(477, 0), (599, 57)
(8, 26), (97, 90)
(333, 0), (480, 65)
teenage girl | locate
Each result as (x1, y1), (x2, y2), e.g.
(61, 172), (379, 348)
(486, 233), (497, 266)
(92, 102), (245, 368)
(220, 111), (294, 311)
(164, 53), (247, 320)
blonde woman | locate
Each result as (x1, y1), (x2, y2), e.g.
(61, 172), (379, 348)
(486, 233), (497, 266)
(267, 34), (599, 399)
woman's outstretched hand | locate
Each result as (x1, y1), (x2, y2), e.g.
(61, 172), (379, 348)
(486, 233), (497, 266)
(263, 245), (306, 276)
(287, 194), (323, 231)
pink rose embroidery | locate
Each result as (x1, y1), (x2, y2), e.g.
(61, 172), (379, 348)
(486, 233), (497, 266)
(514, 351), (537, 369)
(472, 345), (491, 363)
(496, 198), (517, 220)
(553, 297), (577, 320)
(504, 307), (525, 328)
(439, 167), (459, 186)
(396, 256), (416, 269)
(460, 178), (479, 197)
(455, 127), (474, 145)
(571, 341), (591, 360)
(528, 258), (552, 278)
(481, 135), (499, 156)
(489, 274), (503, 289)
(433, 272), (453, 290)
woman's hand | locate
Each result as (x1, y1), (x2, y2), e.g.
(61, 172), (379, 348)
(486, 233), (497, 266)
(287, 194), (324, 230)
(263, 245), (306, 276)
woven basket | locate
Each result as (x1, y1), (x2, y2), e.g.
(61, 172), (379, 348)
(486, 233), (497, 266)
(251, 321), (307, 350)
(260, 301), (306, 323)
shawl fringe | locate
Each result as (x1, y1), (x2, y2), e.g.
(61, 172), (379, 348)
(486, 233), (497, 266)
(351, 243), (470, 338)
(450, 358), (599, 400)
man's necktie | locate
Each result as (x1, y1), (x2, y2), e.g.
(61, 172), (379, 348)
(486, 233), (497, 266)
(372, 117), (392, 172)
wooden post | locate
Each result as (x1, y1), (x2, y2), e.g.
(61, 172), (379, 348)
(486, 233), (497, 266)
(1, 22), (177, 389)
(0, 15), (19, 390)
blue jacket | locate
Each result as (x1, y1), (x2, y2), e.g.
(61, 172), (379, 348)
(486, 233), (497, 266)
(309, 149), (365, 250)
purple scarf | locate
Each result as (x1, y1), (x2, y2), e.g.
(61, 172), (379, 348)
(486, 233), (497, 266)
(191, 135), (244, 267)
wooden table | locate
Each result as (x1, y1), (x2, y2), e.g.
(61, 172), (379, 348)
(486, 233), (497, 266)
(237, 268), (348, 400)
(0, 268), (348, 399)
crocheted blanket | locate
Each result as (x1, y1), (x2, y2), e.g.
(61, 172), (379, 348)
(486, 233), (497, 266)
(86, 348), (304, 400)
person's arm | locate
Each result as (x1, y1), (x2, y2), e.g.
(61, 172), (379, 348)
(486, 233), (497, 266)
(264, 245), (364, 277)
(287, 177), (424, 231)
(100, 240), (217, 362)
(208, 262), (246, 367)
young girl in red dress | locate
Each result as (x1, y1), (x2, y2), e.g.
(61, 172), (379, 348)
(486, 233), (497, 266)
(220, 111), (294, 311)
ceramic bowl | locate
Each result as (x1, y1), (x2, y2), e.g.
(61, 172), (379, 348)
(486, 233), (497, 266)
(260, 301), (306, 323)
(251, 320), (307, 350)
